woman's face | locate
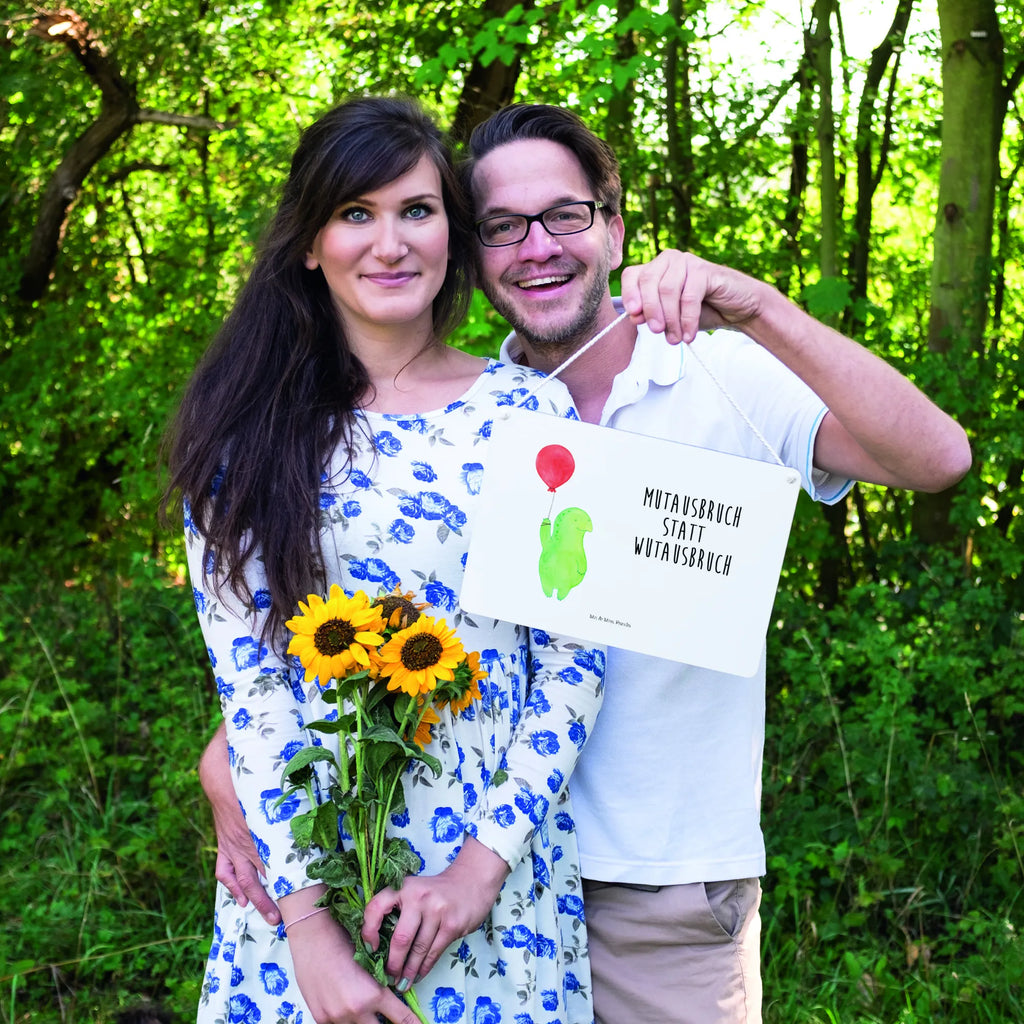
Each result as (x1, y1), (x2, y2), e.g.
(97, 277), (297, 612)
(305, 155), (450, 339)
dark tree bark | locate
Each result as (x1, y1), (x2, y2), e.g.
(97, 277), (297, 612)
(18, 9), (230, 302)
(847, 0), (914, 311)
(449, 0), (534, 146)
(664, 0), (693, 248)
(606, 0), (638, 160)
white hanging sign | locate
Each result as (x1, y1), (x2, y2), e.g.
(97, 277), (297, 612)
(461, 409), (801, 677)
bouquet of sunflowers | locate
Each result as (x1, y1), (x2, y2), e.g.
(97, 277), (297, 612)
(278, 584), (485, 1020)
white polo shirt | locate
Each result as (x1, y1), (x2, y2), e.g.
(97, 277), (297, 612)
(500, 311), (852, 884)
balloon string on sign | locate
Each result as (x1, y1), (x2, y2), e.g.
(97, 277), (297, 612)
(514, 310), (786, 467)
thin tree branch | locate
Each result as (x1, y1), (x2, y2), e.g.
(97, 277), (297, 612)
(136, 109), (233, 130)
(18, 8), (233, 302)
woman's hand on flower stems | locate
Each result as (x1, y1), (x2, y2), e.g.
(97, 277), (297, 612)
(285, 902), (421, 1024)
(199, 722), (282, 926)
(362, 836), (511, 991)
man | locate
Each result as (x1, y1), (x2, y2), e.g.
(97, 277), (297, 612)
(202, 105), (970, 1023)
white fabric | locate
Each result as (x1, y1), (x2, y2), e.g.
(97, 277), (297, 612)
(500, 312), (852, 885)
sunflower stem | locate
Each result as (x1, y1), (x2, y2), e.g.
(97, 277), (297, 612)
(351, 680), (375, 904)
(402, 985), (430, 1024)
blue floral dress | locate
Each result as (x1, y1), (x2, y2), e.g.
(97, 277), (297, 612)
(188, 360), (605, 1024)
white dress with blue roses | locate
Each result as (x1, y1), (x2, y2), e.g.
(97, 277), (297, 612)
(188, 360), (605, 1024)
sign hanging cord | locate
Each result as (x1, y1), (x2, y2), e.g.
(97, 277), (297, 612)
(515, 312), (787, 467)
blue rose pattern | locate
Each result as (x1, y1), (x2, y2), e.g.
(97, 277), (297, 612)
(189, 361), (601, 1024)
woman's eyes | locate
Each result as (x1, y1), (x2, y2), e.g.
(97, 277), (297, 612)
(336, 203), (437, 223)
(337, 206), (370, 223)
(405, 203), (434, 220)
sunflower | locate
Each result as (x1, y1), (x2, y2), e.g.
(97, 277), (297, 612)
(286, 585), (386, 684)
(376, 616), (465, 696)
(372, 585), (427, 630)
(447, 650), (486, 715)
(410, 702), (441, 749)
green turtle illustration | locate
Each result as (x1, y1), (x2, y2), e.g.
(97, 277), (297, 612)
(539, 507), (593, 600)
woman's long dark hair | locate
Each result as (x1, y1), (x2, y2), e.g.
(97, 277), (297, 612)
(162, 97), (475, 643)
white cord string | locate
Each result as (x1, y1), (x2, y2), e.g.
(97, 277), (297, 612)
(513, 313), (786, 466)
(680, 342), (785, 467)
(518, 311), (631, 401)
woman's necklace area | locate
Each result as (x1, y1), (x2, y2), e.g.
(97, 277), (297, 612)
(359, 346), (485, 415)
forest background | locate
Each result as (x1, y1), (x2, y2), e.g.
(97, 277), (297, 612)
(1, 0), (1022, 1021)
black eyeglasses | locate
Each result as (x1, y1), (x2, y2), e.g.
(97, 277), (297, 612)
(474, 200), (608, 247)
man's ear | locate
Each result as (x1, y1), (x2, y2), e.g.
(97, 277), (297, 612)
(607, 212), (625, 271)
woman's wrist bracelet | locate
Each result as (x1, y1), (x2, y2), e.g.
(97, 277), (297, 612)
(283, 906), (328, 933)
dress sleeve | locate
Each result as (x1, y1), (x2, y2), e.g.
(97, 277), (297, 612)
(467, 630), (605, 871)
(184, 503), (324, 897)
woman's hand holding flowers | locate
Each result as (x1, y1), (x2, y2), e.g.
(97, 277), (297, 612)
(361, 835), (511, 992)
(286, 906), (422, 1024)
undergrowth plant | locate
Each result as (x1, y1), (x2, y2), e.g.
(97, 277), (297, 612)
(761, 529), (1024, 1023)
(0, 555), (215, 1023)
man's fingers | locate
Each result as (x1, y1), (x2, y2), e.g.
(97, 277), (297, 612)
(215, 853), (248, 905)
(621, 250), (698, 345)
(214, 853), (280, 924)
(679, 266), (709, 345)
(619, 265), (642, 316)
(240, 867), (281, 925)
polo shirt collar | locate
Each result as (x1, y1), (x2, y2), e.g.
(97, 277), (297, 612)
(498, 297), (688, 391)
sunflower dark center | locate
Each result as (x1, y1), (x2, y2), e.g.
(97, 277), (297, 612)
(400, 634), (444, 670)
(376, 595), (421, 629)
(314, 618), (357, 656)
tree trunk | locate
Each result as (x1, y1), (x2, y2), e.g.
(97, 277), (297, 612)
(847, 0), (914, 311)
(805, 0), (850, 605)
(807, 0), (838, 281)
(606, 0), (638, 156)
(18, 11), (139, 301)
(927, 1), (1003, 356)
(913, 0), (1004, 547)
(17, 8), (231, 302)
(664, 0), (693, 249)
(449, 0), (534, 145)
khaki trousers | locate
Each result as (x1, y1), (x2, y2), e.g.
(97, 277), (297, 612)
(582, 878), (762, 1024)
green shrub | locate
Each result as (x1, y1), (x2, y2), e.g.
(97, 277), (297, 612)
(0, 555), (216, 1022)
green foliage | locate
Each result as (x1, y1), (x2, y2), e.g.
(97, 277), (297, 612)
(761, 542), (1024, 1022)
(0, 557), (215, 1022)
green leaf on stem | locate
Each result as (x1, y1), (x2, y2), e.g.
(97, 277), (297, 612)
(311, 800), (340, 850)
(379, 838), (422, 890)
(289, 808), (317, 848)
(310, 848), (363, 890)
(281, 744), (337, 786)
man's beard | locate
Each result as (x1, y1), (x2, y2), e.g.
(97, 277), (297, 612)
(481, 258), (611, 357)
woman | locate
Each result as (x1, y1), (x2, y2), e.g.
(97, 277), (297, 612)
(164, 97), (604, 1024)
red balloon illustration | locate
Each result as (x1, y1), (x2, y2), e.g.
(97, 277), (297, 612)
(536, 445), (575, 492)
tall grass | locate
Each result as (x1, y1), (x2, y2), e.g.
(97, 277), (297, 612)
(0, 557), (214, 1022)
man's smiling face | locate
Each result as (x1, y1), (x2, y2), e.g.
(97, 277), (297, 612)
(470, 138), (624, 355)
